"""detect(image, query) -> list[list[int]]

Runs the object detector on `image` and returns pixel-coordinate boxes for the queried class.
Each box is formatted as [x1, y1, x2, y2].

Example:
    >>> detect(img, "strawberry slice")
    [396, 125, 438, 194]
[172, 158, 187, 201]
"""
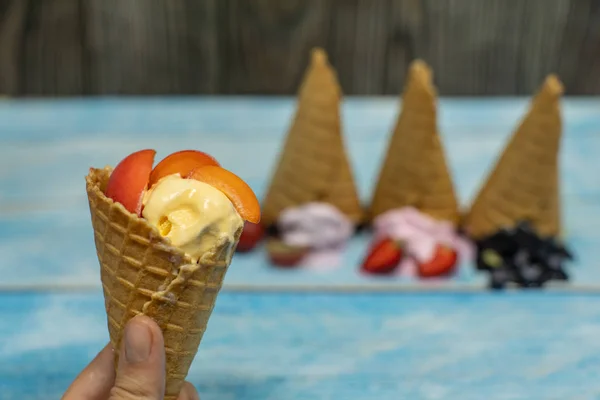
[236, 221, 265, 253]
[361, 237, 403, 275]
[417, 245, 458, 278]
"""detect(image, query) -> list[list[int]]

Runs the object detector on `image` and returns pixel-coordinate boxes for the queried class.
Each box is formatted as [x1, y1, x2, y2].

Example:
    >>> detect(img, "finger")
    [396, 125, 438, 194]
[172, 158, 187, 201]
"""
[177, 382, 200, 400]
[109, 315, 165, 400]
[61, 343, 115, 400]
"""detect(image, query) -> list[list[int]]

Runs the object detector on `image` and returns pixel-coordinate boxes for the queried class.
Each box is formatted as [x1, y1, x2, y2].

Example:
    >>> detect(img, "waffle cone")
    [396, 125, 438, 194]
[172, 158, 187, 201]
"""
[261, 48, 363, 227]
[86, 167, 242, 400]
[462, 75, 564, 239]
[368, 60, 460, 224]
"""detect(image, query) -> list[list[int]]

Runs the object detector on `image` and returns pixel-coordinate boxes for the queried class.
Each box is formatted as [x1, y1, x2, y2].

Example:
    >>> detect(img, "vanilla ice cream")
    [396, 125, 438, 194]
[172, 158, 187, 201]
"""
[142, 174, 243, 261]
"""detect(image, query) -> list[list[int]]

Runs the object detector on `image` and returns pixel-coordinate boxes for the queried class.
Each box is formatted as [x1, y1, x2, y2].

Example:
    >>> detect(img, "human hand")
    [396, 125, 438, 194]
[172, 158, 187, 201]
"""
[62, 315, 199, 400]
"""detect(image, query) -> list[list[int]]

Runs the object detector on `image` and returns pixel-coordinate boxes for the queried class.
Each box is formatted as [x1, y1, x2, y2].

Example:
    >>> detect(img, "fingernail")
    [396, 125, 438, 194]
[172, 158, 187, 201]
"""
[124, 316, 152, 364]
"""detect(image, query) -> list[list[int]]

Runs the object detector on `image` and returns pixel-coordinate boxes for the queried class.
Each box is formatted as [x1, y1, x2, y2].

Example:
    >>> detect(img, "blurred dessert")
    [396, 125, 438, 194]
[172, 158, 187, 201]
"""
[462, 75, 573, 288]
[362, 60, 470, 277]
[261, 48, 363, 267]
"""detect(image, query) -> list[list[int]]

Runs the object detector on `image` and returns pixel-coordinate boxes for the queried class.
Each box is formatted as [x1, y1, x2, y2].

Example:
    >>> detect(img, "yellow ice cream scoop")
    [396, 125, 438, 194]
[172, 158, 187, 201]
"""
[142, 174, 243, 261]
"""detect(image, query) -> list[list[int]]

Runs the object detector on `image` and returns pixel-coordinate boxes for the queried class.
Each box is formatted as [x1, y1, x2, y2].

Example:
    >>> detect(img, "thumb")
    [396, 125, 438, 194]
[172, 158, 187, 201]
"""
[109, 315, 166, 400]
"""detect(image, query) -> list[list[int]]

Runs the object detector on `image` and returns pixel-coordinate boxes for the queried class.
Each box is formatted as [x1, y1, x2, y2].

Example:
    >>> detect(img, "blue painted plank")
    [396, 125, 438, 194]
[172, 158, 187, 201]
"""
[0, 98, 598, 289]
[0, 194, 596, 288]
[2, 131, 600, 206]
[0, 97, 597, 142]
[2, 292, 600, 400]
[1, 98, 599, 208]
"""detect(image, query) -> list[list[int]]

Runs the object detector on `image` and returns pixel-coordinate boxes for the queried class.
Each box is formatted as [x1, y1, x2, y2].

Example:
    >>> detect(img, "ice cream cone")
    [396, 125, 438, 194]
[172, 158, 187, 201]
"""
[462, 75, 563, 239]
[368, 60, 460, 225]
[261, 47, 363, 228]
[86, 167, 242, 400]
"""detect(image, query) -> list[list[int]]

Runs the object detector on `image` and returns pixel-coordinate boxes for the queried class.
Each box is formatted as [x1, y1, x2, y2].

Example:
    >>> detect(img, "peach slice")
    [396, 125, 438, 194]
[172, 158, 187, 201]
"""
[149, 150, 220, 186]
[187, 166, 261, 224]
[105, 149, 156, 216]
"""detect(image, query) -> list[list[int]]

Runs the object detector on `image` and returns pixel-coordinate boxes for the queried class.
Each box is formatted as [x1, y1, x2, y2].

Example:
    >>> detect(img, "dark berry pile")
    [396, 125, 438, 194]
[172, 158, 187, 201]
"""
[475, 221, 574, 289]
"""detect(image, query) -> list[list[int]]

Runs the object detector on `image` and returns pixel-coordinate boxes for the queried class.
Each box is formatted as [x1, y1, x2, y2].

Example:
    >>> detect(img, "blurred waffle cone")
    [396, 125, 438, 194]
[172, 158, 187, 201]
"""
[462, 75, 564, 239]
[86, 167, 242, 400]
[368, 60, 460, 225]
[261, 47, 363, 227]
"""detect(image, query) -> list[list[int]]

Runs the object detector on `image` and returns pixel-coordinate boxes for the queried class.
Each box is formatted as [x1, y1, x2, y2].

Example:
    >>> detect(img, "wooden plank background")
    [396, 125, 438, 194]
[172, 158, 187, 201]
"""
[0, 0, 599, 96]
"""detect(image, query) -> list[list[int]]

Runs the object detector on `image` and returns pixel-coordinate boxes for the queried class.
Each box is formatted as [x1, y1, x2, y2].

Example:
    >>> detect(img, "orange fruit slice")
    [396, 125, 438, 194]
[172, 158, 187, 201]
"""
[149, 150, 219, 186]
[187, 166, 261, 224]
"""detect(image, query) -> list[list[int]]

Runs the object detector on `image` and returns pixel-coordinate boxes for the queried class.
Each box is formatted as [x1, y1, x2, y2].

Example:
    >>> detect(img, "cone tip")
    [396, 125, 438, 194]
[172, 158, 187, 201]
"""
[408, 59, 433, 85]
[542, 74, 564, 96]
[409, 59, 431, 72]
[311, 47, 328, 65]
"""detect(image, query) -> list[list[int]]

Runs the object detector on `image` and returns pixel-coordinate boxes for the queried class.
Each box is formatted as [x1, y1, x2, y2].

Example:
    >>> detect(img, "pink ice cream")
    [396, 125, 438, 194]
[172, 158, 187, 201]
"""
[372, 207, 474, 276]
[278, 202, 354, 269]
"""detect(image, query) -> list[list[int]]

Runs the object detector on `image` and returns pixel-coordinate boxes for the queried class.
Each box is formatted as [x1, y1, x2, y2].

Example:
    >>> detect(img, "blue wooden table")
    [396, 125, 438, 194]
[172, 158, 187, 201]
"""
[1, 97, 600, 399]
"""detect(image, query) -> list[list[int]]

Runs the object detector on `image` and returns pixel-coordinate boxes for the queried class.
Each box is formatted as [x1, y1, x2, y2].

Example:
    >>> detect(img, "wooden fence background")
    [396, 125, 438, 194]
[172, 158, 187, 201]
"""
[0, 0, 599, 96]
